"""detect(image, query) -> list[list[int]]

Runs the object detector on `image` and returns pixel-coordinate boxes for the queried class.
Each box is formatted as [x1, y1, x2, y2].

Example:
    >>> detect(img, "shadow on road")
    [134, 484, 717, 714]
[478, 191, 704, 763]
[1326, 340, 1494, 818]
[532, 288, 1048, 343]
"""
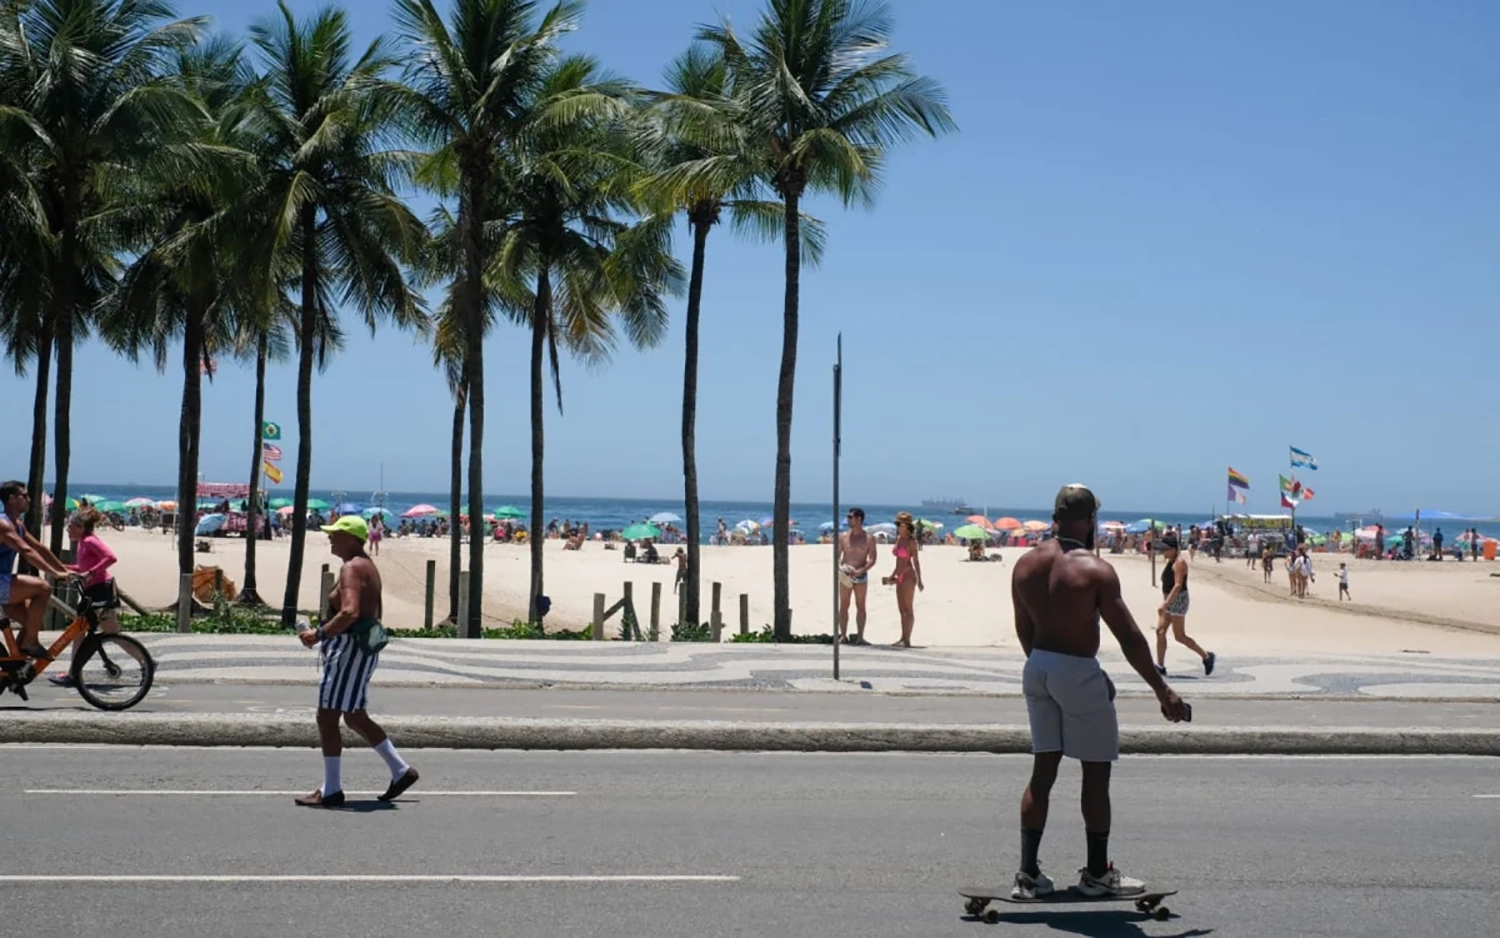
[970, 910, 1212, 938]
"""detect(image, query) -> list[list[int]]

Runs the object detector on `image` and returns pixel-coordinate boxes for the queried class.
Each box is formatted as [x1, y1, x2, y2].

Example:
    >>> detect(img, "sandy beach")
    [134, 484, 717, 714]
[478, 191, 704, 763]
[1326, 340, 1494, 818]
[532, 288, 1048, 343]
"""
[89, 528, 1500, 657]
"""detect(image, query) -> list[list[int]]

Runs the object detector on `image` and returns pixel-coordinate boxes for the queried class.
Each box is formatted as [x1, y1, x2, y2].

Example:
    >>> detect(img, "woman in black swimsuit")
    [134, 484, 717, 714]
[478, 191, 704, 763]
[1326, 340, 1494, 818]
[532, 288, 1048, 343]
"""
[1153, 533, 1215, 677]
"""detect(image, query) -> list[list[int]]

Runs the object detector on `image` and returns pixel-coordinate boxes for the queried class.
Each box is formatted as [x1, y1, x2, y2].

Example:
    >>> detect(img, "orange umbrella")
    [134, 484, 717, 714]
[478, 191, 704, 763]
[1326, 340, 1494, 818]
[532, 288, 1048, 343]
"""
[1022, 520, 1050, 533]
[964, 514, 995, 529]
[994, 517, 1022, 531]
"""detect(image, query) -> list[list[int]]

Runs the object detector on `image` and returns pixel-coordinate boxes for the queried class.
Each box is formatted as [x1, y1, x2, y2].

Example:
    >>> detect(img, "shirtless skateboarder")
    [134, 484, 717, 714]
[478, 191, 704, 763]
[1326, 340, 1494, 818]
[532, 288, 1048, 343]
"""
[1009, 484, 1190, 900]
[837, 508, 879, 645]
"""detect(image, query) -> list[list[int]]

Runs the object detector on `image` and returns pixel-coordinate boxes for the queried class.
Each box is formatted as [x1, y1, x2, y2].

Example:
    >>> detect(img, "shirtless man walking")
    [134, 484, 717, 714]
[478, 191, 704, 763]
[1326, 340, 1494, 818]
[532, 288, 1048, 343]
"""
[837, 508, 879, 645]
[1010, 484, 1190, 899]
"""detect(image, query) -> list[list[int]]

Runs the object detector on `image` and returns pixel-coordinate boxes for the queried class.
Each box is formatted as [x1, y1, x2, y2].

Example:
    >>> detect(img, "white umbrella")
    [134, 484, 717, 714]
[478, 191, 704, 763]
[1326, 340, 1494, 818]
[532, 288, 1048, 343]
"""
[649, 512, 682, 524]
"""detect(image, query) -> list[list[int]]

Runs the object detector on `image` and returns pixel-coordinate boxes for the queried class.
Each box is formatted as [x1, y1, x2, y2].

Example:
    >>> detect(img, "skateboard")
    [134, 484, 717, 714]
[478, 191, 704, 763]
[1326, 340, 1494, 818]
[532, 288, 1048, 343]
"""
[957, 885, 1177, 923]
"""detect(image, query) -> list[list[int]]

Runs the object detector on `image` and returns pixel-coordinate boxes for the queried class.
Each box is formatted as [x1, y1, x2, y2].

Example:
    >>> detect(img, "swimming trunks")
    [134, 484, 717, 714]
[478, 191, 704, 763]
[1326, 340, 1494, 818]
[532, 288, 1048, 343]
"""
[1023, 649, 1119, 762]
[0, 573, 11, 605]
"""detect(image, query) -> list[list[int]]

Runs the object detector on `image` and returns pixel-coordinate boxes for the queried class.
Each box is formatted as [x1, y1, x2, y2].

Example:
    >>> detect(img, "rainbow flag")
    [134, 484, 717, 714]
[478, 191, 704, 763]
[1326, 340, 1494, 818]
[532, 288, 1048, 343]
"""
[1227, 484, 1247, 505]
[1228, 467, 1250, 489]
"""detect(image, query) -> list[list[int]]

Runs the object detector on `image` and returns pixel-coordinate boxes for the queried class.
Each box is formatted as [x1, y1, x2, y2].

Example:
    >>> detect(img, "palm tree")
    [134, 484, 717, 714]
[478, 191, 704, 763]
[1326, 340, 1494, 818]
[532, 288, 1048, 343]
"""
[0, 0, 207, 553]
[489, 57, 684, 624]
[637, 44, 825, 627]
[392, 0, 584, 636]
[250, 1, 429, 625]
[234, 297, 294, 606]
[100, 36, 261, 579]
[702, 0, 955, 639]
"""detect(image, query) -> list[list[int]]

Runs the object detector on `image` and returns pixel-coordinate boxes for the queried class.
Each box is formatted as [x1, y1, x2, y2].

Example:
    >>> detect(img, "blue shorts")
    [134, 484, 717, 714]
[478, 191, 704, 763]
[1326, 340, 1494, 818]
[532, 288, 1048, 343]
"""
[0, 574, 11, 605]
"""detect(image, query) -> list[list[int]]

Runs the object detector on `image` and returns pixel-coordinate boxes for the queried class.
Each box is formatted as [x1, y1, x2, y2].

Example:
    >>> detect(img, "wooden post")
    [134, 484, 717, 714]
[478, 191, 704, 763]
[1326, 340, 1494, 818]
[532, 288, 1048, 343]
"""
[592, 593, 606, 641]
[621, 581, 636, 640]
[649, 582, 662, 642]
[319, 566, 334, 621]
[710, 581, 723, 642]
[176, 572, 193, 633]
[739, 593, 749, 636]
[116, 588, 149, 617]
[456, 571, 471, 637]
[423, 559, 436, 630]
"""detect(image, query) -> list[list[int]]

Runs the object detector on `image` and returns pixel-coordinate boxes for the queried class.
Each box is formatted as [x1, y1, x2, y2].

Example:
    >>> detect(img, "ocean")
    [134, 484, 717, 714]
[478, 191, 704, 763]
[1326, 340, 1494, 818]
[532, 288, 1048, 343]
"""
[60, 484, 1500, 541]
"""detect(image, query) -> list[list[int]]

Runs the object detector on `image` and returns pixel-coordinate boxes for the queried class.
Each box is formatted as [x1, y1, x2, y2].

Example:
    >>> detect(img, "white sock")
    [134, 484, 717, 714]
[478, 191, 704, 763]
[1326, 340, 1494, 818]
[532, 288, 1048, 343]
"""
[374, 739, 410, 780]
[322, 756, 341, 795]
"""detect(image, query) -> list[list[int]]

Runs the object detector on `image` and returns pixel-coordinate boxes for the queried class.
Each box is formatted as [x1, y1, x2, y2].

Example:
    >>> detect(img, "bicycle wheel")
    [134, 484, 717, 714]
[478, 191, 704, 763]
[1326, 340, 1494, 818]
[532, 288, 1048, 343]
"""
[72, 634, 154, 711]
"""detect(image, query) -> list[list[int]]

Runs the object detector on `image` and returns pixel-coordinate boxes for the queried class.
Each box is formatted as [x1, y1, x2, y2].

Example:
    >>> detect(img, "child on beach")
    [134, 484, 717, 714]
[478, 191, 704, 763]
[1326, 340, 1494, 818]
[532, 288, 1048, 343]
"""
[50, 507, 120, 687]
[1337, 563, 1350, 601]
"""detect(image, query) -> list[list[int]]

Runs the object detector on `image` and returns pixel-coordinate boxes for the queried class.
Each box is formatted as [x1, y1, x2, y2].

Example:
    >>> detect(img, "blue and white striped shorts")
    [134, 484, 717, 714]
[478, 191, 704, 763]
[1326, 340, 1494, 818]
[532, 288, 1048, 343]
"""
[318, 633, 378, 712]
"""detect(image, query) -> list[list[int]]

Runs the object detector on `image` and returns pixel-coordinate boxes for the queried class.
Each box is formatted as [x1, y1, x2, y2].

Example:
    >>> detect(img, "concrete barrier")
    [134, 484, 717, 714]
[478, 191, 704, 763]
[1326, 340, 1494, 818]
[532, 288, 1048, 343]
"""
[1, 713, 1497, 755]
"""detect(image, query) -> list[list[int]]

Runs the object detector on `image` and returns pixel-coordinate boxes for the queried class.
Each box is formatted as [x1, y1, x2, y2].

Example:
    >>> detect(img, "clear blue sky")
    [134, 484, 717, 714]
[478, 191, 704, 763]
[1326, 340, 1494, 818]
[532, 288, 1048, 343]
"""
[11, 0, 1499, 514]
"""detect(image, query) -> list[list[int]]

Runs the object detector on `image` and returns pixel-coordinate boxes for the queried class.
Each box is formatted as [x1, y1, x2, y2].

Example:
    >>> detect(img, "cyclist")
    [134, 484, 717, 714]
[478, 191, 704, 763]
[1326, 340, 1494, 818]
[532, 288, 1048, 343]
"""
[50, 506, 121, 686]
[0, 480, 72, 659]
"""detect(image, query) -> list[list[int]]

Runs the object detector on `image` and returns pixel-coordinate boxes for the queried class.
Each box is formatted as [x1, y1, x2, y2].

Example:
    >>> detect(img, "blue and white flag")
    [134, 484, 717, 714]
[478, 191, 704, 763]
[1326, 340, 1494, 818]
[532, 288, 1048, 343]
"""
[1290, 446, 1318, 470]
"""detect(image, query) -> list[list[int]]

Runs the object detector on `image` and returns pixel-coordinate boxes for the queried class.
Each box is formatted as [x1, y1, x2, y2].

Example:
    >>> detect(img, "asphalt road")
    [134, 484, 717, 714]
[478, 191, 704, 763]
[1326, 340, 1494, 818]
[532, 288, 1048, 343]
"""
[5, 681, 1496, 729]
[1, 748, 1496, 936]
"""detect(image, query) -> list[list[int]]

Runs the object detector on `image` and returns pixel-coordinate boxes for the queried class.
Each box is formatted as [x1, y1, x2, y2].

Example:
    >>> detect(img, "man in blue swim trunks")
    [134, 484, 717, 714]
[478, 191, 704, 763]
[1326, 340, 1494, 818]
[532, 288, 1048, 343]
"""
[837, 508, 878, 645]
[0, 481, 72, 659]
[1008, 484, 1190, 900]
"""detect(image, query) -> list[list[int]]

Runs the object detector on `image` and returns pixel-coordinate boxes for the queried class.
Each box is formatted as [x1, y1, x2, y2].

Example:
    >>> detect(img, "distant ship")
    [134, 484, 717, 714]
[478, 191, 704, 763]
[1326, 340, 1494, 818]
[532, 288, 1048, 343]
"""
[921, 497, 973, 515]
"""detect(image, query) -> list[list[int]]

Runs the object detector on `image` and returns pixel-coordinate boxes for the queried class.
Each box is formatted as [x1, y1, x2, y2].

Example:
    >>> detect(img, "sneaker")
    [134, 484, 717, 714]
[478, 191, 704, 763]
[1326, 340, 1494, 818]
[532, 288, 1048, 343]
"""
[1077, 863, 1146, 897]
[1011, 870, 1055, 900]
[1203, 652, 1216, 676]
[47, 673, 77, 688]
[1155, 665, 1167, 677]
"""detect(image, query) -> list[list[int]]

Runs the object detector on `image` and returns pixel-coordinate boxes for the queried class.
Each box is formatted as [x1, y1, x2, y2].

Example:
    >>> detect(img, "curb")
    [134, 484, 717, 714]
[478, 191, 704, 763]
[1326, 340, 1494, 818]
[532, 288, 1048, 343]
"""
[1, 714, 1497, 755]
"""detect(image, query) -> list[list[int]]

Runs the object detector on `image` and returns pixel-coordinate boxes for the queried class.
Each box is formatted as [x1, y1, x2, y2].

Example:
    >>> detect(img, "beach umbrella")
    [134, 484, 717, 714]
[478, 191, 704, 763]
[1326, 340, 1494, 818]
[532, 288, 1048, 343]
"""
[155, 500, 178, 511]
[363, 507, 396, 518]
[403, 503, 440, 517]
[124, 497, 154, 508]
[268, 497, 294, 509]
[953, 524, 990, 541]
[195, 513, 226, 536]
[1022, 520, 1050, 533]
[493, 505, 527, 520]
[1100, 520, 1126, 530]
[917, 519, 943, 531]
[305, 498, 331, 510]
[736, 519, 759, 531]
[621, 523, 661, 540]
[79, 493, 108, 504]
[964, 514, 994, 528]
[868, 522, 897, 534]
[94, 500, 127, 513]
[649, 512, 682, 524]
[276, 505, 297, 516]
[336, 502, 362, 514]
[994, 517, 1022, 531]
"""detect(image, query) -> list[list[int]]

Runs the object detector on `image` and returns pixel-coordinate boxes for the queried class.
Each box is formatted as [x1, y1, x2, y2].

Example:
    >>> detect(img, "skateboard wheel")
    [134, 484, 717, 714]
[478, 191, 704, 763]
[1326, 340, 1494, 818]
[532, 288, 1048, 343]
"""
[1135, 900, 1150, 913]
[983, 909, 1001, 925]
[964, 899, 983, 915]
[1155, 906, 1170, 920]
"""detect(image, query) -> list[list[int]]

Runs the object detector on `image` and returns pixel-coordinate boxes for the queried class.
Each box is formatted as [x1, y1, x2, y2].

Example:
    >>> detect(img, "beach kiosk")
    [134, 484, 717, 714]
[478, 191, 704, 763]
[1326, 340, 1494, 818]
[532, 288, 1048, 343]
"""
[1219, 513, 1294, 556]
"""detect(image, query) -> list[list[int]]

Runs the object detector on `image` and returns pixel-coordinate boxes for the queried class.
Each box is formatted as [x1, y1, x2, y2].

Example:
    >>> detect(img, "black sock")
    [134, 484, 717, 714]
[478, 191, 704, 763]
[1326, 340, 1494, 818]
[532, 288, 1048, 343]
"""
[1020, 828, 1044, 878]
[1086, 830, 1110, 878]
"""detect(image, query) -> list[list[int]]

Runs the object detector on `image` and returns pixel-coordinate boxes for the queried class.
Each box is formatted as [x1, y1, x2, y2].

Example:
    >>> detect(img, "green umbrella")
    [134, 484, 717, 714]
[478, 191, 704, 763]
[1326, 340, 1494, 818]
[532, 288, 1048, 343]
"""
[305, 498, 330, 510]
[268, 497, 294, 509]
[621, 523, 661, 541]
[493, 505, 527, 520]
[94, 500, 127, 513]
[953, 524, 991, 541]
[80, 493, 108, 504]
[916, 518, 942, 531]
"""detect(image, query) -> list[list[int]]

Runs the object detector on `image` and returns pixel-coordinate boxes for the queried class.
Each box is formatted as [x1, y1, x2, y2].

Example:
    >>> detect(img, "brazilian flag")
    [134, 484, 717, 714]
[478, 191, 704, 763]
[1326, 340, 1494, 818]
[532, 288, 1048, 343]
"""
[262, 421, 281, 441]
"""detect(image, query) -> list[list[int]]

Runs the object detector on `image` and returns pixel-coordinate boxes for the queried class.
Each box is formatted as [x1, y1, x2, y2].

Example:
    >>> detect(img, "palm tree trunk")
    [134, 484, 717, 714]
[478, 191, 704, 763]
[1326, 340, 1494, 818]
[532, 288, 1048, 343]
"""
[177, 305, 205, 578]
[240, 334, 268, 605]
[448, 366, 467, 624]
[527, 271, 551, 625]
[772, 190, 802, 642]
[49, 308, 73, 555]
[25, 329, 52, 540]
[681, 216, 712, 627]
[461, 167, 486, 638]
[281, 209, 318, 626]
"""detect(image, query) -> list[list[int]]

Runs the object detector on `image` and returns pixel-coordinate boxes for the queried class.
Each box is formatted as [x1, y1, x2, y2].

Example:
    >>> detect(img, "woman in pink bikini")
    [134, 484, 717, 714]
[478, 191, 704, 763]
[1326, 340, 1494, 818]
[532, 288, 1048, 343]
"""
[882, 511, 924, 647]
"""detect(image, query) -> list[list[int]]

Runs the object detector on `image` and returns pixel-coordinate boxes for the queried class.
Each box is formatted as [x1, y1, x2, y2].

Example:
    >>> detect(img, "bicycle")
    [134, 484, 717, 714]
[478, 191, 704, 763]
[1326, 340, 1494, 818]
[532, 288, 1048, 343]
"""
[0, 583, 156, 710]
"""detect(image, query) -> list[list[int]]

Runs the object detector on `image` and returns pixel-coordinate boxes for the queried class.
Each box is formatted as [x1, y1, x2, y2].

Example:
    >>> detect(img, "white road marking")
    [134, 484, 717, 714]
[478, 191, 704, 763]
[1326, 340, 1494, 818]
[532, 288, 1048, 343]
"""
[1473, 794, 1500, 799]
[0, 875, 738, 884]
[24, 790, 575, 797]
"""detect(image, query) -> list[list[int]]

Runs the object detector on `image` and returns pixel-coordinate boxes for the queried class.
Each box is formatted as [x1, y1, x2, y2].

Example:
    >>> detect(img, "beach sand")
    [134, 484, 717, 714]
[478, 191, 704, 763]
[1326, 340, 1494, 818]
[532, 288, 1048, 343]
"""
[97, 529, 1500, 656]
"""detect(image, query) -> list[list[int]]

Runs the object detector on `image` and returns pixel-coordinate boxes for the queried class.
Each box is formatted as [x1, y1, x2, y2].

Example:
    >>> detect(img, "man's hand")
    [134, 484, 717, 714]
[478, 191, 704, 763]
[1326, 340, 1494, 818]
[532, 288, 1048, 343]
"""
[299, 630, 319, 649]
[1157, 686, 1190, 722]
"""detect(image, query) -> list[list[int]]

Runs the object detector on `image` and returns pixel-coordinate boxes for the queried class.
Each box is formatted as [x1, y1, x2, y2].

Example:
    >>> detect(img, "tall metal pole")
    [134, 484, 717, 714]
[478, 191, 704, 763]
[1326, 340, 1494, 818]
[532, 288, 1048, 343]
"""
[831, 334, 842, 681]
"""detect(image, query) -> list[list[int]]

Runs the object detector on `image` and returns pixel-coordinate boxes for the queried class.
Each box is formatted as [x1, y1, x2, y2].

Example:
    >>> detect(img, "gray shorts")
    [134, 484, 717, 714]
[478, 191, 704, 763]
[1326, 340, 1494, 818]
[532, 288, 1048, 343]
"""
[1164, 592, 1190, 616]
[1022, 649, 1119, 762]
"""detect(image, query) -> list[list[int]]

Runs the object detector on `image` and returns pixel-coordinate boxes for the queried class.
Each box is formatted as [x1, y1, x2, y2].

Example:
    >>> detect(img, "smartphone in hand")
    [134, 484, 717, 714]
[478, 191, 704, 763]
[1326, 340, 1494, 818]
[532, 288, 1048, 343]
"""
[1182, 702, 1193, 723]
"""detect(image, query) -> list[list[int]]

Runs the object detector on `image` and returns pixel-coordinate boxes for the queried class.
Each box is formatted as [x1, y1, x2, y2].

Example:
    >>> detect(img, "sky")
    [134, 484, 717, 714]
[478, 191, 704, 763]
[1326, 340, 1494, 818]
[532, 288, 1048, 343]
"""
[8, 0, 1499, 514]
